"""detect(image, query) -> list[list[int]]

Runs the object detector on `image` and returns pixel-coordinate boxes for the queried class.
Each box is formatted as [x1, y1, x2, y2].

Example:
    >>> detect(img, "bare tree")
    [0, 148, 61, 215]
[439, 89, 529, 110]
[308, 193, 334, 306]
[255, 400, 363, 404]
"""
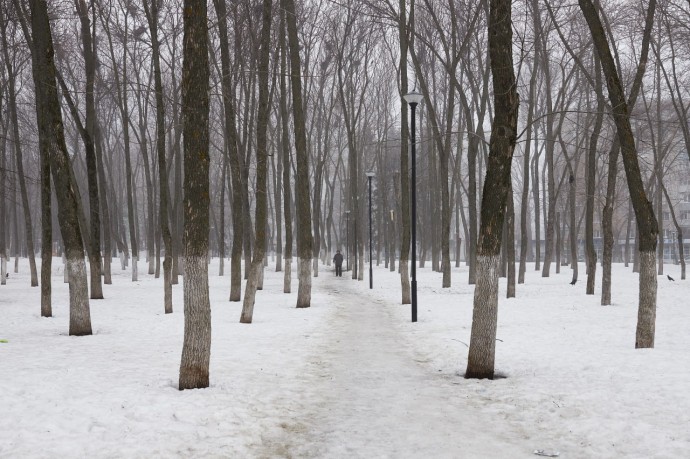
[240, 0, 273, 323]
[579, 0, 659, 348]
[179, 0, 211, 390]
[74, 0, 103, 299]
[465, 0, 519, 379]
[25, 0, 92, 335]
[283, 0, 313, 308]
[212, 0, 245, 302]
[143, 0, 174, 313]
[279, 10, 293, 293]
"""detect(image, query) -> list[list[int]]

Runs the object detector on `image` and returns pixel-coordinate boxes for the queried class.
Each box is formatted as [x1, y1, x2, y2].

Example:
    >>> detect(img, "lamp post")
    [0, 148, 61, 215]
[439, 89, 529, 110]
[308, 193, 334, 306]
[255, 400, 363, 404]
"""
[345, 210, 350, 271]
[366, 171, 375, 289]
[404, 89, 423, 322]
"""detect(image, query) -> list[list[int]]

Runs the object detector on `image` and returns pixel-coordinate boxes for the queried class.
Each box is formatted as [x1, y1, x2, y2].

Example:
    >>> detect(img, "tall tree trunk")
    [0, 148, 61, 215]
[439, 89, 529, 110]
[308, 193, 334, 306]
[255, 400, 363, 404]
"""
[601, 0, 654, 304]
[518, 43, 537, 284]
[240, 0, 272, 324]
[119, 13, 138, 282]
[144, 0, 173, 313]
[661, 183, 685, 279]
[179, 0, 211, 390]
[74, 0, 103, 299]
[94, 117, 112, 285]
[466, 0, 518, 379]
[579, 0, 658, 348]
[586, 57, 603, 295]
[279, 11, 293, 294]
[398, 0, 411, 303]
[506, 183, 516, 298]
[0, 103, 8, 287]
[219, 153, 227, 276]
[27, 0, 91, 336]
[537, 3, 556, 279]
[273, 139, 282, 273]
[283, 0, 313, 308]
[212, 0, 244, 302]
[532, 144, 541, 270]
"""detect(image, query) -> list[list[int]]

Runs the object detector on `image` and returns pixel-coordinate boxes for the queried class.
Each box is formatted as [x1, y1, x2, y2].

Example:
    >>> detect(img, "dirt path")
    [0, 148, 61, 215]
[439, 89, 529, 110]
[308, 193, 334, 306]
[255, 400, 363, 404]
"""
[265, 274, 528, 458]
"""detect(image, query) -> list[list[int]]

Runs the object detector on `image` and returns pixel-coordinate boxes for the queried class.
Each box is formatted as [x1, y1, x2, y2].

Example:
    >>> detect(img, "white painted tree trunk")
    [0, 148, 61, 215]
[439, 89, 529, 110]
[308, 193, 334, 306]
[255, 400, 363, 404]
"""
[284, 258, 292, 293]
[399, 260, 411, 304]
[163, 256, 173, 314]
[103, 254, 112, 285]
[1, 258, 6, 285]
[179, 256, 211, 389]
[67, 257, 92, 336]
[132, 255, 138, 282]
[119, 252, 125, 270]
[240, 261, 262, 323]
[635, 250, 657, 348]
[296, 257, 311, 308]
[465, 254, 500, 378]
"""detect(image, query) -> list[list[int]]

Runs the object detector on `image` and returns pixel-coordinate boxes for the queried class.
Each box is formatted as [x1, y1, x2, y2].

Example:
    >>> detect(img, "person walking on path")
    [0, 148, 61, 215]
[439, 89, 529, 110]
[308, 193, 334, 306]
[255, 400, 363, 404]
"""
[333, 250, 344, 277]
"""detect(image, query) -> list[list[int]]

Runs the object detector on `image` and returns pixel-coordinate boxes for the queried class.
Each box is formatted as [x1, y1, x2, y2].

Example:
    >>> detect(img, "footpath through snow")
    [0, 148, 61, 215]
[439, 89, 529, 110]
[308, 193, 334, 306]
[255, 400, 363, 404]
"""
[261, 271, 531, 458]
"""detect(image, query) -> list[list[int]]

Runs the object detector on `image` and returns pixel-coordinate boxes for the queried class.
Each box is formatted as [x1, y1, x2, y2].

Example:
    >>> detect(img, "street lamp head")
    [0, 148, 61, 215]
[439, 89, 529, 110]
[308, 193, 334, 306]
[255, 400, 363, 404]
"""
[403, 89, 423, 107]
[365, 171, 375, 178]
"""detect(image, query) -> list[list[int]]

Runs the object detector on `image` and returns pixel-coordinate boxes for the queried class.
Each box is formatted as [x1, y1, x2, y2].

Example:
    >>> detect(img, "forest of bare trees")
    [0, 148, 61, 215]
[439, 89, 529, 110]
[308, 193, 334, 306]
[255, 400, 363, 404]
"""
[2, 0, 690, 383]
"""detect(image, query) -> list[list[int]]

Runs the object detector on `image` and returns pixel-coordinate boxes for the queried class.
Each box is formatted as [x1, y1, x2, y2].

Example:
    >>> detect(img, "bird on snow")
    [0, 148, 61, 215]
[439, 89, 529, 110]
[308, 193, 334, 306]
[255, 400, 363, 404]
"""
[667, 275, 675, 281]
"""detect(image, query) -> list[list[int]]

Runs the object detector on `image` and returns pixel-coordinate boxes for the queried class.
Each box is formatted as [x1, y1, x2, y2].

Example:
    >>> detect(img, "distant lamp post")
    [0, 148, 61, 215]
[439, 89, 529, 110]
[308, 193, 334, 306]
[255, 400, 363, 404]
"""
[403, 89, 423, 323]
[345, 210, 351, 271]
[366, 171, 375, 289]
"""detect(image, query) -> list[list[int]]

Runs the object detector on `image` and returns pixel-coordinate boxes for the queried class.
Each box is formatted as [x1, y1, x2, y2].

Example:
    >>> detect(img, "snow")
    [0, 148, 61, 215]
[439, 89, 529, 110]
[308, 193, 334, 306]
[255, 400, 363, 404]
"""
[1, 257, 689, 458]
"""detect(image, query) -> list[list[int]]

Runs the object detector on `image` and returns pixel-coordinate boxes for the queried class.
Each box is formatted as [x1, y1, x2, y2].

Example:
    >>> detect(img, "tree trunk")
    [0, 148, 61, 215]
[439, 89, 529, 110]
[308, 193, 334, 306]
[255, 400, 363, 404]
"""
[179, 0, 211, 390]
[660, 183, 685, 279]
[569, 171, 579, 284]
[601, 140, 619, 305]
[144, 0, 173, 313]
[28, 0, 91, 336]
[506, 183, 516, 298]
[518, 45, 538, 284]
[212, 0, 244, 302]
[586, 57, 603, 295]
[466, 0, 518, 379]
[279, 11, 293, 294]
[532, 146, 541, 270]
[74, 0, 103, 299]
[283, 0, 313, 308]
[93, 116, 112, 285]
[240, 0, 272, 324]
[579, 0, 658, 348]
[1, 100, 8, 287]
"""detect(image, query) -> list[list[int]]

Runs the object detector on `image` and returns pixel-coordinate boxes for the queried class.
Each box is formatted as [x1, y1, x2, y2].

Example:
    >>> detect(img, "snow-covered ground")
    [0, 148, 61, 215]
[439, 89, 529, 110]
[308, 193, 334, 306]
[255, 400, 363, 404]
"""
[1, 256, 689, 458]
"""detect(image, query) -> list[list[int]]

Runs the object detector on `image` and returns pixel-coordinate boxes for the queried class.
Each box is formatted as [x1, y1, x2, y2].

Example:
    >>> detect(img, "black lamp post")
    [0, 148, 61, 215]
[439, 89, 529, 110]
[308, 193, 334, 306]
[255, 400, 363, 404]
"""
[345, 210, 350, 271]
[366, 171, 375, 289]
[404, 89, 423, 323]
